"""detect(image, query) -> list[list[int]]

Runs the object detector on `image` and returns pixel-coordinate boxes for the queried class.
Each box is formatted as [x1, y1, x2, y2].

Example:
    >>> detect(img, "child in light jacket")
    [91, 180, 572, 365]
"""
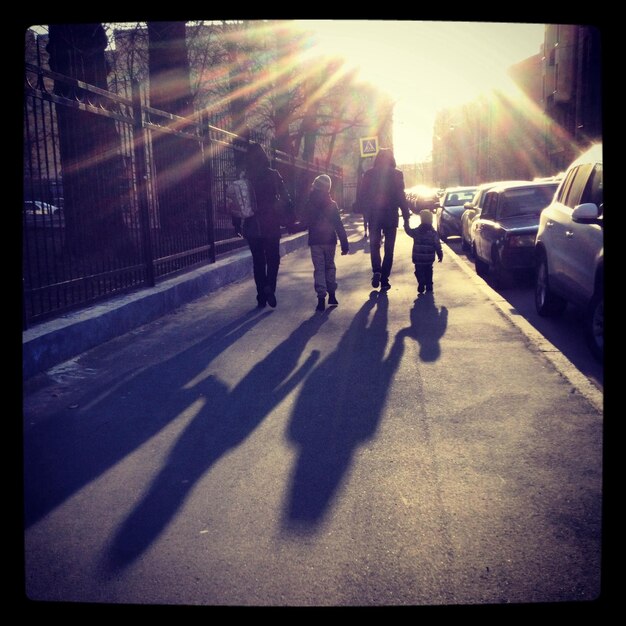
[302, 175, 349, 311]
[404, 209, 443, 294]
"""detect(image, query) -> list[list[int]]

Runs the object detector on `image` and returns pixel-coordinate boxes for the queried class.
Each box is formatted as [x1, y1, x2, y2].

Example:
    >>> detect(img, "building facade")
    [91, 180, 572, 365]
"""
[431, 24, 602, 186]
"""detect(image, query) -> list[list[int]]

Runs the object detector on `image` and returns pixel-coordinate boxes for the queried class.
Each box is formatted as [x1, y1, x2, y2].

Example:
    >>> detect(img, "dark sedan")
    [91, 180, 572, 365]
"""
[471, 181, 558, 287]
[435, 186, 477, 241]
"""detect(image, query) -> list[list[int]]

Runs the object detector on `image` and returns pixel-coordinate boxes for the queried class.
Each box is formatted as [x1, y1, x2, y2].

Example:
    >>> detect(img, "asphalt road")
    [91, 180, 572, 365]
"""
[22, 216, 605, 609]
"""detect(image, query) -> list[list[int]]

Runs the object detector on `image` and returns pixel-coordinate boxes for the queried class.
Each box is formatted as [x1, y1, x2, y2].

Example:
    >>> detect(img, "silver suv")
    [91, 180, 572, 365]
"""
[534, 143, 603, 360]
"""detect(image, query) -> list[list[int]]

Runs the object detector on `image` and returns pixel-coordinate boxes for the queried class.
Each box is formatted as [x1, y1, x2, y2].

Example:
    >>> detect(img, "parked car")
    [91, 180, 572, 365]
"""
[534, 143, 603, 361]
[471, 180, 558, 287]
[460, 180, 528, 254]
[23, 200, 64, 228]
[435, 186, 477, 241]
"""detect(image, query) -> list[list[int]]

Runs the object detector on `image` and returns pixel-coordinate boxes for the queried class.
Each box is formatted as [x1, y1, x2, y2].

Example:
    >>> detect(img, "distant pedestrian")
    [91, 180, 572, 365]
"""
[356, 148, 410, 291]
[235, 142, 295, 308]
[404, 209, 443, 294]
[302, 174, 349, 312]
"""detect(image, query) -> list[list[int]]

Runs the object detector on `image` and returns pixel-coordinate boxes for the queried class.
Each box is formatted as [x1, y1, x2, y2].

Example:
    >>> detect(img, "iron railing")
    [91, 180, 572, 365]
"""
[23, 62, 343, 328]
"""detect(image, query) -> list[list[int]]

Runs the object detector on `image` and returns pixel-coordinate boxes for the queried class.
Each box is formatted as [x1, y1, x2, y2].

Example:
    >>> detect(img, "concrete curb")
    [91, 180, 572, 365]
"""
[22, 232, 309, 380]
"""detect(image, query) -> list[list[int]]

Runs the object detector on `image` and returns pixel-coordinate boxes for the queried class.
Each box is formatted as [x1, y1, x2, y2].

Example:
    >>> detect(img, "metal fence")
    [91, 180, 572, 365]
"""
[23, 62, 343, 328]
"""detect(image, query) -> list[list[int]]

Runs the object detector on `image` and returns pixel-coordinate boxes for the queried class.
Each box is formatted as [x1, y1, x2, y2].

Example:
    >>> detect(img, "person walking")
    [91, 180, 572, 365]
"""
[301, 174, 349, 312]
[235, 142, 295, 308]
[356, 148, 410, 291]
[404, 209, 443, 294]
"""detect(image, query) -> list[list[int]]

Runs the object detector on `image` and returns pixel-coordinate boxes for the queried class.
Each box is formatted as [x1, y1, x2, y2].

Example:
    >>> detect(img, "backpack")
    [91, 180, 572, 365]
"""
[226, 173, 256, 219]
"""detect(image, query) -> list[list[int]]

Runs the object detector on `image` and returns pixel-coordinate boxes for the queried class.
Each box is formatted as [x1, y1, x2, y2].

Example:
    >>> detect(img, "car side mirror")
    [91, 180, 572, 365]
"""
[572, 202, 601, 224]
[464, 202, 473, 210]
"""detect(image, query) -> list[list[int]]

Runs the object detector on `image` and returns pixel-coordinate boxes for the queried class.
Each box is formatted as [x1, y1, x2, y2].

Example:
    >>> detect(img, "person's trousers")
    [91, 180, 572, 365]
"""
[247, 236, 281, 297]
[369, 223, 398, 280]
[310, 244, 338, 298]
[414, 263, 434, 289]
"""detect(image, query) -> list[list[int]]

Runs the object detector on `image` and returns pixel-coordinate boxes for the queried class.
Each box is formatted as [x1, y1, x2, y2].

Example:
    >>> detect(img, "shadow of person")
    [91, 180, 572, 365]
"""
[283, 292, 404, 532]
[24, 308, 269, 531]
[102, 312, 328, 572]
[398, 293, 448, 361]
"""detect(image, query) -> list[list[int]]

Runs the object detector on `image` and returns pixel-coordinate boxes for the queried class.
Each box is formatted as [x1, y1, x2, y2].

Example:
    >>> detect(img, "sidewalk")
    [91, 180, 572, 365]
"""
[22, 230, 310, 380]
[22, 213, 604, 607]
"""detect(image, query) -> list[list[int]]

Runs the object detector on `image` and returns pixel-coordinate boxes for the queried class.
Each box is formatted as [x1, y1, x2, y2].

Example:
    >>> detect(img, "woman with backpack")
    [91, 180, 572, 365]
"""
[235, 142, 295, 308]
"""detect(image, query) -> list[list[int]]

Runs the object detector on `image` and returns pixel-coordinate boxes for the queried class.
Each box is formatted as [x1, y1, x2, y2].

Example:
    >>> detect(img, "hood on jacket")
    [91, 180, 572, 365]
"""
[373, 148, 396, 169]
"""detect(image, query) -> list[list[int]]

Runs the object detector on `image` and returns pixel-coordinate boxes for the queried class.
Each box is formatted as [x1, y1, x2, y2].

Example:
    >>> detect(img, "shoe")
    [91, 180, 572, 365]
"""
[266, 292, 277, 308]
[426, 285, 433, 293]
[316, 296, 325, 312]
[418, 285, 425, 294]
[256, 296, 267, 308]
[371, 272, 381, 288]
[328, 292, 338, 306]
[381, 280, 391, 291]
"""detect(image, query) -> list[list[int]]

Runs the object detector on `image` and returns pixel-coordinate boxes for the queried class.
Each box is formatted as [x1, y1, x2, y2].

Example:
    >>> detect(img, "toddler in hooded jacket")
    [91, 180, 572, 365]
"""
[404, 209, 443, 293]
[302, 174, 349, 311]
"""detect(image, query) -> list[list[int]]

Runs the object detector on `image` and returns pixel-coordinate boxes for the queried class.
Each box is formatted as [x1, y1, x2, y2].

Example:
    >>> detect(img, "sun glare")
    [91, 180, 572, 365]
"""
[295, 20, 546, 164]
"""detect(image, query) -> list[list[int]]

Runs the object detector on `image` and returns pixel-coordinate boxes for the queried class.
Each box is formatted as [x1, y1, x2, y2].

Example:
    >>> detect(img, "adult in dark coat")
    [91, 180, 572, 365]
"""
[356, 148, 410, 290]
[237, 142, 295, 308]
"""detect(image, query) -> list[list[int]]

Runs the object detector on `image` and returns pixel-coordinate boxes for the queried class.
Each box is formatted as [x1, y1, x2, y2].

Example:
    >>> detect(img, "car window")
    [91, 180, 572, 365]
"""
[474, 190, 487, 209]
[498, 186, 556, 218]
[444, 190, 475, 206]
[582, 164, 603, 213]
[481, 192, 497, 219]
[556, 168, 577, 205]
[563, 163, 594, 209]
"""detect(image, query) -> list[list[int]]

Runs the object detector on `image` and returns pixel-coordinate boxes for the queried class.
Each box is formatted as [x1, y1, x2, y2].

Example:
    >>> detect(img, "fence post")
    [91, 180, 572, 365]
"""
[200, 112, 216, 264]
[131, 80, 155, 287]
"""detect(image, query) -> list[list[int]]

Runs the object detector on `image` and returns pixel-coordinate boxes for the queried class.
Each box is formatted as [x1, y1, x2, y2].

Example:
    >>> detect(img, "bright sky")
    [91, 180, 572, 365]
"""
[298, 20, 546, 164]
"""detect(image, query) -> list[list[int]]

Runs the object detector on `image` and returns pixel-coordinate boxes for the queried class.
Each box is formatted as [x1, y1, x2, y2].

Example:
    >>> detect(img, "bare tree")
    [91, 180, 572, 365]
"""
[106, 23, 149, 98]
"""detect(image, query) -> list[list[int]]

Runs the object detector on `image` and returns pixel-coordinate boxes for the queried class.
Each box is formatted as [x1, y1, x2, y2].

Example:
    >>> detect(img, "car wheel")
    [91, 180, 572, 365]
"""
[534, 254, 566, 316]
[473, 246, 488, 277]
[491, 249, 511, 289]
[437, 223, 447, 243]
[585, 285, 603, 361]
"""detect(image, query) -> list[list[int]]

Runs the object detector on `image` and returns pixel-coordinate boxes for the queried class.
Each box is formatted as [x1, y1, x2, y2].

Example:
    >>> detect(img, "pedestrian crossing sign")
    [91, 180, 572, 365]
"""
[360, 136, 379, 158]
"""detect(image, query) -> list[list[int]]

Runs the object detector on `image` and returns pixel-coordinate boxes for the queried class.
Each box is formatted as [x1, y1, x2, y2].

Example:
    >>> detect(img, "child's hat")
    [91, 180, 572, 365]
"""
[313, 174, 332, 192]
[419, 209, 433, 224]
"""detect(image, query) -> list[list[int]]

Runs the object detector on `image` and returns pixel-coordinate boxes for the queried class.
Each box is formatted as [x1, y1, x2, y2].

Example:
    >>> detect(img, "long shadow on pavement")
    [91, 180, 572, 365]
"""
[100, 311, 328, 572]
[23, 308, 272, 531]
[397, 292, 448, 362]
[283, 291, 404, 531]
